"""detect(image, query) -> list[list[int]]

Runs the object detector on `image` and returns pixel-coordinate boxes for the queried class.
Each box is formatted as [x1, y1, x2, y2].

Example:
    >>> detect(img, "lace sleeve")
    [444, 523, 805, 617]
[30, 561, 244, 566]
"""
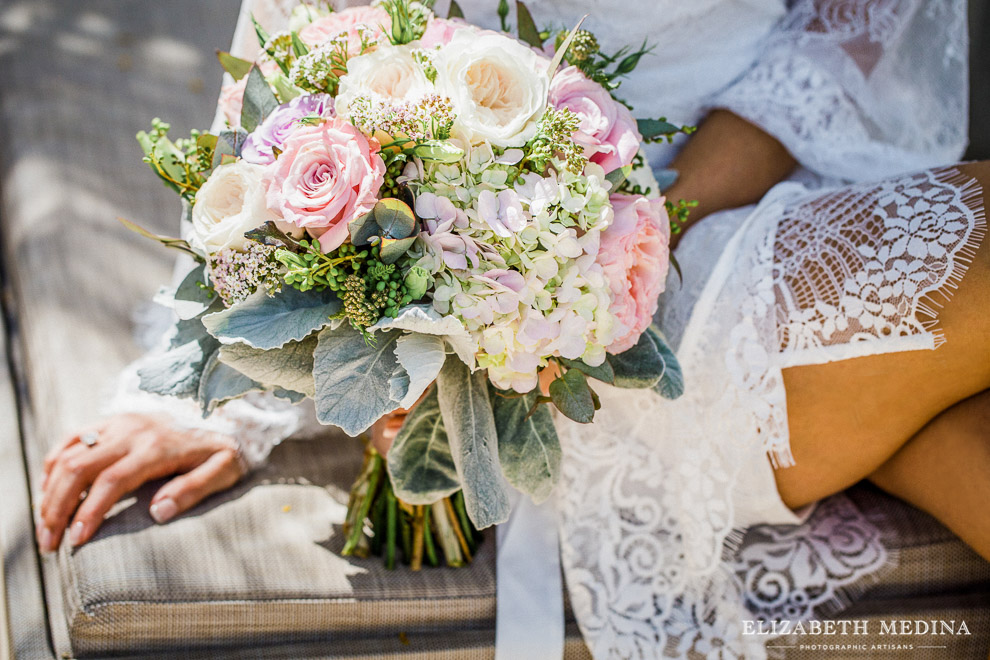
[710, 0, 968, 182]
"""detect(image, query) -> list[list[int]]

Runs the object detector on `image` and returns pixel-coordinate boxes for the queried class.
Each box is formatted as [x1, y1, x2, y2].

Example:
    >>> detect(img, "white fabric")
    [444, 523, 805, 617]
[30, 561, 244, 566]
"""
[110, 1, 983, 659]
[495, 489, 565, 660]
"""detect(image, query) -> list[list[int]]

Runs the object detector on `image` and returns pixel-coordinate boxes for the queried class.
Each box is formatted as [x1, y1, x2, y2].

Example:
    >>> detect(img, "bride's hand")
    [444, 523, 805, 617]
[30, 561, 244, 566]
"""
[37, 413, 243, 552]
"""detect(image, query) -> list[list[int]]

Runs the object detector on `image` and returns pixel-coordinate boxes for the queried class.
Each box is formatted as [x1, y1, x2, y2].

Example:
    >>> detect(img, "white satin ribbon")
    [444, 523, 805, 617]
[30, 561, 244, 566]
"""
[495, 489, 565, 660]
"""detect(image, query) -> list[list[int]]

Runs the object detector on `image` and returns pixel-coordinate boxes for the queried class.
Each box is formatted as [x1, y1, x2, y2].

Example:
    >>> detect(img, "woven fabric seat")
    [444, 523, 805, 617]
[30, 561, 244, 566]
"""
[0, 1, 987, 658]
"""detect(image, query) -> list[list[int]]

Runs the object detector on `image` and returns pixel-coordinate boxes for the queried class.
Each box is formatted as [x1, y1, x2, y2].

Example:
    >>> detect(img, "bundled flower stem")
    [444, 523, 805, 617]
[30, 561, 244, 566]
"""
[341, 445, 479, 570]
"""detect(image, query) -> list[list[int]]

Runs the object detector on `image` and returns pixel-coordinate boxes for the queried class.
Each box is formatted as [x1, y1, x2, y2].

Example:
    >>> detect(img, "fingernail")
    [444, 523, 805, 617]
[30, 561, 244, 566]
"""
[150, 498, 177, 524]
[69, 521, 86, 547]
[38, 526, 54, 553]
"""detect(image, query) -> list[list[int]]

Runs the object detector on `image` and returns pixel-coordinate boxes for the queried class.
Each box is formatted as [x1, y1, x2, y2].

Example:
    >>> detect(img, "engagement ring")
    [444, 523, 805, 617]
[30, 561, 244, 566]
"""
[80, 432, 99, 448]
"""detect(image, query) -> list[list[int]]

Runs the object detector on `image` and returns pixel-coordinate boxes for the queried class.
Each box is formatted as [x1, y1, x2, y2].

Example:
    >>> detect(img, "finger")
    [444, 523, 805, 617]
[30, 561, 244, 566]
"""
[67, 451, 174, 547]
[44, 422, 107, 476]
[38, 445, 122, 552]
[149, 450, 242, 524]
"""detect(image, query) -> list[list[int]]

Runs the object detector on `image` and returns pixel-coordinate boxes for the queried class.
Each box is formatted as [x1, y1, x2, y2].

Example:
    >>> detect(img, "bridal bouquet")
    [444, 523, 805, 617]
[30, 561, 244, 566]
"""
[130, 0, 688, 569]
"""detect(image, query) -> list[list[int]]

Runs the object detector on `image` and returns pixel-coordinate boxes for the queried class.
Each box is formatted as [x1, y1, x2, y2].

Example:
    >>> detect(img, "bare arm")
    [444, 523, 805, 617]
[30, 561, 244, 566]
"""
[664, 109, 797, 247]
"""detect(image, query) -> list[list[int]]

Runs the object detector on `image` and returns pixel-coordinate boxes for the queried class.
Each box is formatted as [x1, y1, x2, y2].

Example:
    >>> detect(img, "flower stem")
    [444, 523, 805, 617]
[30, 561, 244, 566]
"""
[341, 449, 383, 556]
[444, 497, 473, 563]
[410, 505, 426, 571]
[385, 485, 398, 570]
[430, 501, 465, 567]
[422, 506, 439, 567]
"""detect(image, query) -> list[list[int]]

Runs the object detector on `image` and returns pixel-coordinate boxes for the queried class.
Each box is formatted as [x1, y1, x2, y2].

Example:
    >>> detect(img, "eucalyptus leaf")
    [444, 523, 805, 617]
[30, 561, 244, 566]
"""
[637, 118, 681, 141]
[203, 287, 341, 350]
[244, 221, 303, 251]
[313, 325, 402, 435]
[212, 130, 248, 169]
[386, 388, 460, 504]
[218, 335, 318, 397]
[548, 368, 595, 423]
[448, 0, 465, 19]
[392, 333, 446, 408]
[559, 357, 614, 384]
[411, 140, 465, 163]
[240, 66, 279, 133]
[492, 389, 560, 503]
[197, 352, 263, 415]
[379, 235, 417, 264]
[436, 356, 510, 528]
[606, 325, 668, 389]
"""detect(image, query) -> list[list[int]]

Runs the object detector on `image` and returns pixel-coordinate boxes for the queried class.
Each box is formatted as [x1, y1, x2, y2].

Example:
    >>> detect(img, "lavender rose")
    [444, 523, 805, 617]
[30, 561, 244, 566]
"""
[241, 94, 335, 165]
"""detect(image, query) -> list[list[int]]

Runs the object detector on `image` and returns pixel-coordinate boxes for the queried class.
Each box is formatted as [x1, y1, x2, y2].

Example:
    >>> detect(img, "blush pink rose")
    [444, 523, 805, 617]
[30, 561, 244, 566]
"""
[549, 66, 642, 174]
[598, 194, 671, 353]
[218, 76, 248, 127]
[298, 6, 389, 50]
[263, 118, 385, 253]
[419, 17, 478, 48]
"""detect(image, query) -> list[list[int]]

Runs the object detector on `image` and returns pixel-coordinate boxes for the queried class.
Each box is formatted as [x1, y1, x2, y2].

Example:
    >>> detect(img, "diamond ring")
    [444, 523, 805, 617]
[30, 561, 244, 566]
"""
[80, 431, 99, 448]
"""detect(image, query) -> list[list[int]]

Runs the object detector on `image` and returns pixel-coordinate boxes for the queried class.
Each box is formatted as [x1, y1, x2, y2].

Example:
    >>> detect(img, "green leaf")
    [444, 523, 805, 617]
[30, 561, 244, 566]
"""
[492, 389, 560, 503]
[606, 325, 668, 389]
[391, 332, 446, 409]
[386, 387, 460, 505]
[252, 14, 271, 50]
[637, 118, 680, 138]
[447, 0, 465, 19]
[313, 325, 402, 435]
[273, 388, 306, 403]
[290, 31, 309, 57]
[268, 72, 304, 103]
[651, 330, 684, 400]
[436, 356, 510, 528]
[548, 368, 595, 423]
[197, 352, 264, 415]
[240, 66, 279, 133]
[605, 164, 633, 190]
[217, 335, 318, 397]
[216, 50, 252, 80]
[203, 287, 342, 350]
[515, 1, 543, 48]
[559, 357, 614, 385]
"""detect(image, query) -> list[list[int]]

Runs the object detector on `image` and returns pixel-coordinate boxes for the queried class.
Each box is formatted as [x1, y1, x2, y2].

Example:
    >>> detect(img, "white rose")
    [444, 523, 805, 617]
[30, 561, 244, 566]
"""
[335, 44, 434, 118]
[433, 31, 549, 147]
[191, 160, 288, 254]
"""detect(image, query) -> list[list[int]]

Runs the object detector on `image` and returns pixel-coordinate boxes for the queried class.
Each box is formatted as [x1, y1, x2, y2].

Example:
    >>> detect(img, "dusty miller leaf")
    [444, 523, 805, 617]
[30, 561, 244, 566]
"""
[391, 333, 446, 409]
[312, 325, 401, 435]
[203, 287, 341, 350]
[218, 335, 318, 397]
[197, 352, 263, 415]
[386, 387, 460, 505]
[492, 389, 560, 503]
[436, 356, 510, 529]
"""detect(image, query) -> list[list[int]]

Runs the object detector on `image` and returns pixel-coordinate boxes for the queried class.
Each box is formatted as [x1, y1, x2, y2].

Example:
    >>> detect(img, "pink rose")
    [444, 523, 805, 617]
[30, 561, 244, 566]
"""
[298, 6, 389, 49]
[263, 118, 385, 253]
[218, 76, 248, 128]
[549, 66, 642, 174]
[598, 194, 671, 353]
[419, 17, 478, 48]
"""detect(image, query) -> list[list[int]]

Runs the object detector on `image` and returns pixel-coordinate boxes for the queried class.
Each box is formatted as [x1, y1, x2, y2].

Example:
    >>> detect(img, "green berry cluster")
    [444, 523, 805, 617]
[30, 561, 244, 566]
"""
[277, 239, 416, 331]
[523, 108, 587, 175]
[555, 29, 600, 63]
[381, 157, 409, 199]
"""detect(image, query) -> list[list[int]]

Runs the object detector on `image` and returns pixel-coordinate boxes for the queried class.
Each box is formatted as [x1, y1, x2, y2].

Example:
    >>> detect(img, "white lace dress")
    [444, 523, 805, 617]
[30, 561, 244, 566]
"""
[114, 1, 985, 658]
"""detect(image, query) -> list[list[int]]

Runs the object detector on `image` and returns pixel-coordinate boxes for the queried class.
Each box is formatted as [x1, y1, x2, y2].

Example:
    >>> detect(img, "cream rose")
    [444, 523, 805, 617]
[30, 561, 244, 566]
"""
[433, 31, 550, 147]
[335, 44, 434, 119]
[191, 161, 293, 254]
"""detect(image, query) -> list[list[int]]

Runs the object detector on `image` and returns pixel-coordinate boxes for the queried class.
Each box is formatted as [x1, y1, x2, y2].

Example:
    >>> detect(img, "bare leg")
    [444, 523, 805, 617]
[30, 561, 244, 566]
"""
[868, 389, 990, 560]
[773, 162, 990, 530]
